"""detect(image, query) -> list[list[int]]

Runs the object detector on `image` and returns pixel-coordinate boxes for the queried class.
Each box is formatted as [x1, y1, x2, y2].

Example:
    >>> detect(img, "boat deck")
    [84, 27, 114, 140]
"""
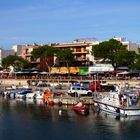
[93, 98, 140, 110]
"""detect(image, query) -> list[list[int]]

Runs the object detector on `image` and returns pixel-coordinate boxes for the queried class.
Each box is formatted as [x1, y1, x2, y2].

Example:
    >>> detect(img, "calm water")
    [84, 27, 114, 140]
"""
[0, 97, 140, 140]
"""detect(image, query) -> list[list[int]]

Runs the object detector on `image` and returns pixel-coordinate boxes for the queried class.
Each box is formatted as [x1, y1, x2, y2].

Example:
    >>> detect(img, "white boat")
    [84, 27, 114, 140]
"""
[26, 92, 36, 99]
[34, 87, 55, 99]
[35, 91, 44, 99]
[9, 90, 22, 98]
[15, 90, 32, 99]
[93, 89, 140, 117]
[15, 93, 26, 99]
[135, 83, 140, 89]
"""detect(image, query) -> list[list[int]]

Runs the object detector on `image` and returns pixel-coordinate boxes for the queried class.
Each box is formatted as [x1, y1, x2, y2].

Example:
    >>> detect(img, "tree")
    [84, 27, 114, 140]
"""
[2, 55, 29, 70]
[114, 50, 136, 67]
[31, 45, 56, 72]
[55, 48, 74, 75]
[91, 39, 127, 66]
[132, 54, 140, 69]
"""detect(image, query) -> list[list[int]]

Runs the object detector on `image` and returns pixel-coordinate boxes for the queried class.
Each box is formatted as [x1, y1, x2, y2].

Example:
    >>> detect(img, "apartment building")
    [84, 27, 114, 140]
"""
[7, 37, 139, 72]
[11, 45, 22, 57]
[19, 39, 99, 71]
[53, 37, 140, 66]
[21, 44, 39, 69]
[53, 38, 99, 66]
[114, 37, 140, 53]
[21, 44, 54, 70]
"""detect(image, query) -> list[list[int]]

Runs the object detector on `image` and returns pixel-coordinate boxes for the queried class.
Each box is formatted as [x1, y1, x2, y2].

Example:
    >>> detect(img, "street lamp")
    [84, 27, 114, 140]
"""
[94, 74, 97, 93]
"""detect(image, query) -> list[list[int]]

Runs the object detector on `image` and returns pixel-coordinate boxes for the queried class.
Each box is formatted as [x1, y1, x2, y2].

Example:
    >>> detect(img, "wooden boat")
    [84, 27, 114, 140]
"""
[93, 89, 140, 117]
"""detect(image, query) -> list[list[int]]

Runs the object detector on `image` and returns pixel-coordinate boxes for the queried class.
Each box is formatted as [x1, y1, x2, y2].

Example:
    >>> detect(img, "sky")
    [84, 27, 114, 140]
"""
[0, 0, 140, 49]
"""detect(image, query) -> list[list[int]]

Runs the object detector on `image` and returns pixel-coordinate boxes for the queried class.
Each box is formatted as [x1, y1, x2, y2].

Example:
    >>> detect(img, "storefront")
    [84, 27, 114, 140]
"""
[89, 64, 114, 74]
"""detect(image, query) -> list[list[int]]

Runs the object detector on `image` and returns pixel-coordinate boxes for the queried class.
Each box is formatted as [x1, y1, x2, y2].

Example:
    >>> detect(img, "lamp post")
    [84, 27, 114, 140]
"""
[114, 63, 117, 82]
[116, 74, 118, 85]
[94, 74, 97, 93]
[93, 74, 98, 98]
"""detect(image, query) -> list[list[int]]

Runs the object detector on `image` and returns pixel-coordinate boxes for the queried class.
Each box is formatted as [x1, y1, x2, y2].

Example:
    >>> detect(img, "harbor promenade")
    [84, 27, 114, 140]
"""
[0, 78, 139, 105]
[0, 78, 139, 87]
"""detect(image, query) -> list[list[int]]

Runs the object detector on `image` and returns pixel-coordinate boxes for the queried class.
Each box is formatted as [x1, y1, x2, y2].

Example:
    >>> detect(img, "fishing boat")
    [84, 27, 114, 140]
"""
[93, 88, 140, 117]
[72, 102, 89, 115]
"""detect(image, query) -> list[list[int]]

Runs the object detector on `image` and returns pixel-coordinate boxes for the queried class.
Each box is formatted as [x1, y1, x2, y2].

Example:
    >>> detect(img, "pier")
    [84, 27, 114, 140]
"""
[47, 96, 94, 105]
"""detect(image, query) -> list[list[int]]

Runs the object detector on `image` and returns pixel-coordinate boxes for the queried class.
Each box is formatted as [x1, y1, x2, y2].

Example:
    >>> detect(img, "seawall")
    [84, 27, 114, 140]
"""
[1, 79, 28, 86]
[0, 79, 139, 87]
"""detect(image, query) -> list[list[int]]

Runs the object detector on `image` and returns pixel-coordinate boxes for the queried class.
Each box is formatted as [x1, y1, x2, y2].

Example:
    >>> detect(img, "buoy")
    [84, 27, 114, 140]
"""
[49, 100, 54, 106]
[94, 103, 98, 106]
[59, 109, 62, 115]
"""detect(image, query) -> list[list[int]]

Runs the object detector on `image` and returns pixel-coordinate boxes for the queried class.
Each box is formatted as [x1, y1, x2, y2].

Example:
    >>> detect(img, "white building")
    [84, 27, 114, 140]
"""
[11, 45, 22, 57]
[113, 37, 140, 53]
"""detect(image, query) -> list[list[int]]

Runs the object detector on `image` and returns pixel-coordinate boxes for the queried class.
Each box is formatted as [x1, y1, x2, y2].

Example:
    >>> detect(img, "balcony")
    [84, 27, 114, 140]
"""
[30, 59, 40, 63]
[76, 57, 87, 61]
[31, 61, 40, 64]
[73, 50, 88, 54]
[24, 53, 32, 56]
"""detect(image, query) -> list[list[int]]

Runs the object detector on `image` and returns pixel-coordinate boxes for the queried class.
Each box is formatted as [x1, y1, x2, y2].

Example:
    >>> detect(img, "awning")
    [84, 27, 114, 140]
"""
[79, 67, 89, 75]
[40, 71, 49, 74]
[15, 70, 31, 74]
[117, 71, 130, 75]
[31, 71, 39, 74]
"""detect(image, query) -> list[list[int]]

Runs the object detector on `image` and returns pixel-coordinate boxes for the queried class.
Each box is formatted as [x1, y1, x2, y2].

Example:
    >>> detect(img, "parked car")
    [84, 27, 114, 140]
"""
[67, 86, 93, 97]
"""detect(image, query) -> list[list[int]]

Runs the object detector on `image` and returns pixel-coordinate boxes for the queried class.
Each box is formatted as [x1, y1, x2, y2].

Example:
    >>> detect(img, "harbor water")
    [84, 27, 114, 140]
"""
[0, 97, 140, 140]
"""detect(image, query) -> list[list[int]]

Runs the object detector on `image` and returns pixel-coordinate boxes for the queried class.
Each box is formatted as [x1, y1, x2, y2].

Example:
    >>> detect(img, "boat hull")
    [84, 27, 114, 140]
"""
[94, 99, 140, 117]
[72, 106, 89, 115]
[26, 93, 35, 99]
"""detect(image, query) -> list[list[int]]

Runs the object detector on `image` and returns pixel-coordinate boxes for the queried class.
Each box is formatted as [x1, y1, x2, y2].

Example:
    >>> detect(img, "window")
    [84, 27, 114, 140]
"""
[26, 49, 29, 54]
[75, 47, 81, 52]
[72, 87, 75, 90]
[77, 87, 80, 90]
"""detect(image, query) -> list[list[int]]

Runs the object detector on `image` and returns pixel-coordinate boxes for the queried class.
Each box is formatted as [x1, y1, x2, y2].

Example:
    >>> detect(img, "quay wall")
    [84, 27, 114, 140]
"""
[1, 79, 28, 86]
[0, 79, 139, 87]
